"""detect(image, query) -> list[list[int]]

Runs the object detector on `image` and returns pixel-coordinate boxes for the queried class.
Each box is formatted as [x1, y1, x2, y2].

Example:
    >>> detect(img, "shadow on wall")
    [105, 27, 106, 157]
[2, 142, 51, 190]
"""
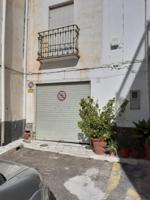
[115, 22, 150, 200]
[78, 22, 150, 200]
[116, 59, 146, 148]
[116, 62, 149, 200]
[2, 0, 25, 145]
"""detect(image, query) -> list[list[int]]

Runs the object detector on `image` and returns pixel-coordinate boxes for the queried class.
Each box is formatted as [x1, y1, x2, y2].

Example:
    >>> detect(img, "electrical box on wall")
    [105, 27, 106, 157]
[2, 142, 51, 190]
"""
[110, 38, 120, 50]
[130, 90, 140, 110]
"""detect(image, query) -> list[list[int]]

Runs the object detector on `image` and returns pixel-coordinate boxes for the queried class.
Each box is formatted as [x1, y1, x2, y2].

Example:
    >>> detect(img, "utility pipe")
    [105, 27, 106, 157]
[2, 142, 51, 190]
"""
[23, 0, 29, 125]
[145, 0, 150, 119]
[1, 0, 6, 146]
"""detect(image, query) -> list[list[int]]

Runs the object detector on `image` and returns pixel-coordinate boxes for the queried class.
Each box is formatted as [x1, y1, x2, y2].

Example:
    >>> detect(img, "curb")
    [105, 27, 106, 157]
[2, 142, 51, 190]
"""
[0, 139, 23, 156]
[0, 139, 149, 167]
[22, 140, 150, 166]
[91, 154, 150, 166]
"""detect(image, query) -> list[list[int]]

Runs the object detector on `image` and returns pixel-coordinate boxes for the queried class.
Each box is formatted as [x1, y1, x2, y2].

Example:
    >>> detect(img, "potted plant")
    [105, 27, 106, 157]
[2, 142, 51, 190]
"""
[119, 142, 131, 158]
[78, 96, 128, 155]
[129, 129, 144, 159]
[133, 119, 150, 160]
[129, 139, 141, 158]
[107, 139, 118, 156]
[78, 96, 107, 154]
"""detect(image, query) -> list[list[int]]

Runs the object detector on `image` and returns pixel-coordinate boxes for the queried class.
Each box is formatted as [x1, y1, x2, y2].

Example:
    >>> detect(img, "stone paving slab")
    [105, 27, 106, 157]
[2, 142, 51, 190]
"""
[0, 148, 150, 200]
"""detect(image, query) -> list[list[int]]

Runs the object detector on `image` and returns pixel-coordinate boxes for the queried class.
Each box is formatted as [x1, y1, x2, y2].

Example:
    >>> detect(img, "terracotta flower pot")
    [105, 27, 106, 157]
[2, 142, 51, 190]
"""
[130, 149, 140, 159]
[91, 138, 107, 155]
[119, 148, 130, 158]
[145, 146, 150, 161]
[23, 130, 31, 140]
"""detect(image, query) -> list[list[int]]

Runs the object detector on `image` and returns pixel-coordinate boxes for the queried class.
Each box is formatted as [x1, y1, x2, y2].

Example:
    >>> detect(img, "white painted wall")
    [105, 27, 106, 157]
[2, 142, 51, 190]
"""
[4, 0, 25, 121]
[26, 0, 150, 129]
[26, 0, 103, 126]
[100, 0, 149, 126]
[0, 0, 3, 65]
[0, 0, 3, 119]
[27, 0, 102, 72]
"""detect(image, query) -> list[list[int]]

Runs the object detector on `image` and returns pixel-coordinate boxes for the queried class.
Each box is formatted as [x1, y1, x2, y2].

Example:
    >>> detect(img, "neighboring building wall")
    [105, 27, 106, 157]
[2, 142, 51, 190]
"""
[0, 1, 3, 122]
[26, 0, 150, 135]
[0, 0, 3, 65]
[4, 0, 25, 143]
[99, 0, 148, 127]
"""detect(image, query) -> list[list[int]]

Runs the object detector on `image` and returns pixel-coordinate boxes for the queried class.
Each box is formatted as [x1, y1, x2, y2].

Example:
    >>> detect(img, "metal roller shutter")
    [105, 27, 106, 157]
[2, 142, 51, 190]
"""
[36, 82, 90, 143]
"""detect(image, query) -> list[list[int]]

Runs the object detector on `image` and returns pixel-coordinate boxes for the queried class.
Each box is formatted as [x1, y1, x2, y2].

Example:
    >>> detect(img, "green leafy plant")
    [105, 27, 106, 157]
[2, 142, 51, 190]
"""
[133, 119, 150, 146]
[78, 96, 128, 142]
[107, 139, 118, 155]
[78, 96, 101, 139]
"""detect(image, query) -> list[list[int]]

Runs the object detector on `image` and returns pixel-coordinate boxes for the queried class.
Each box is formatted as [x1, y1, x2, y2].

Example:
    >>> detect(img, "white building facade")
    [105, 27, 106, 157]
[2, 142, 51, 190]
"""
[0, 0, 25, 144]
[25, 0, 150, 143]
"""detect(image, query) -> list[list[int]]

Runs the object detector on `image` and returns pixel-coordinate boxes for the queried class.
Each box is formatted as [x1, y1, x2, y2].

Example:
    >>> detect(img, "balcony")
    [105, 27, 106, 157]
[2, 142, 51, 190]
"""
[37, 24, 79, 64]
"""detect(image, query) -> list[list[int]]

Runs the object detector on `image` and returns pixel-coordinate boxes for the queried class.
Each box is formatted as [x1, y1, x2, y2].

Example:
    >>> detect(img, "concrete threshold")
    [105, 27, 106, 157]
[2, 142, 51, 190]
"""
[0, 139, 149, 166]
[22, 139, 150, 166]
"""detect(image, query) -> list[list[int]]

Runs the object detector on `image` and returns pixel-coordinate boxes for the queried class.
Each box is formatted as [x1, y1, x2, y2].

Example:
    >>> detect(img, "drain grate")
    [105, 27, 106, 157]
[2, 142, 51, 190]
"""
[40, 143, 48, 147]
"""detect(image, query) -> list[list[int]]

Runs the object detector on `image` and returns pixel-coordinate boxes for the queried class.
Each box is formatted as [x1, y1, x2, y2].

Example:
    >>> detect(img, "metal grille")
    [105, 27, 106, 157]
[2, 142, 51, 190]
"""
[38, 24, 79, 60]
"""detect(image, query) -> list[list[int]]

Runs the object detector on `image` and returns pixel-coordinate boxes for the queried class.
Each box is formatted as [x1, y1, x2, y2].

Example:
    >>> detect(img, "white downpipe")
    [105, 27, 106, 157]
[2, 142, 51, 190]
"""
[145, 0, 150, 119]
[1, 0, 6, 146]
[23, 0, 29, 123]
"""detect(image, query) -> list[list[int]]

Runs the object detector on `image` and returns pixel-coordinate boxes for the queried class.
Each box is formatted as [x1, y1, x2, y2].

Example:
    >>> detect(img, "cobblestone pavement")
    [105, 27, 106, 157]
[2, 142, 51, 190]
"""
[0, 148, 150, 200]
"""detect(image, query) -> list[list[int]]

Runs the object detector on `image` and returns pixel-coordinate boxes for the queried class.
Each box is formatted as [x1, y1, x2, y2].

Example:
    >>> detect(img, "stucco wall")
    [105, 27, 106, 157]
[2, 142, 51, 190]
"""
[0, 1, 3, 118]
[4, 0, 25, 142]
[27, 0, 103, 72]
[26, 0, 150, 129]
[0, 0, 25, 143]
[0, 0, 3, 65]
[100, 0, 149, 126]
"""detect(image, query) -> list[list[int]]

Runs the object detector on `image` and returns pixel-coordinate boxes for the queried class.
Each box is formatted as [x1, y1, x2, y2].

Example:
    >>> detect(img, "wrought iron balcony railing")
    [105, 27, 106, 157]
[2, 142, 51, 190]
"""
[38, 24, 79, 61]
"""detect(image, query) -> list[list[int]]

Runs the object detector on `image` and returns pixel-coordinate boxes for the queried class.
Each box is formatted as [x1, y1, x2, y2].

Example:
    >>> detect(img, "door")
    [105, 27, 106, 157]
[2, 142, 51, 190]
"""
[36, 82, 90, 143]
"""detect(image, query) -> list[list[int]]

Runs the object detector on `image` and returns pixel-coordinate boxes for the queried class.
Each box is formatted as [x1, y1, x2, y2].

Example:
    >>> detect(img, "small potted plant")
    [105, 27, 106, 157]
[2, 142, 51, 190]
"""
[130, 139, 141, 158]
[133, 119, 150, 160]
[107, 139, 118, 156]
[23, 129, 31, 140]
[129, 129, 145, 159]
[145, 137, 150, 160]
[78, 97, 128, 155]
[119, 142, 131, 158]
[78, 96, 108, 154]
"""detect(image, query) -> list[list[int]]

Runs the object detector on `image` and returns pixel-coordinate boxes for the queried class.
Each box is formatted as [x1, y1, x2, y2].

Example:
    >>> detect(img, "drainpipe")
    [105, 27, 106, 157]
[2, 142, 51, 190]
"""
[23, 0, 29, 127]
[1, 0, 6, 146]
[145, 0, 150, 119]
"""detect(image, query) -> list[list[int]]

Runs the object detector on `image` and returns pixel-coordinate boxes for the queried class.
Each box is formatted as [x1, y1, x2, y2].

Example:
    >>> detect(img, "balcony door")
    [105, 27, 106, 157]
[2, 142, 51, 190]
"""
[49, 1, 74, 29]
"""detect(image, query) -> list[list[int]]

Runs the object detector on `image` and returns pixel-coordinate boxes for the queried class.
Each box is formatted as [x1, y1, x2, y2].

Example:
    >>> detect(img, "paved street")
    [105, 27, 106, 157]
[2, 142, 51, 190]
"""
[0, 148, 150, 200]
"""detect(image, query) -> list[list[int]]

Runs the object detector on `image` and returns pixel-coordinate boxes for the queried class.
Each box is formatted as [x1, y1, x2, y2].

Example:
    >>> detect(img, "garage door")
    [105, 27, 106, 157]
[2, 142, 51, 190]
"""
[36, 82, 90, 143]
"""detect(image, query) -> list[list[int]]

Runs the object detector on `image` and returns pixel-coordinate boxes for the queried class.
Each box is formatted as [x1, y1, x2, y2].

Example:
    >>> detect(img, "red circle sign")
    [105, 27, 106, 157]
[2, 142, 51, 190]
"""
[28, 81, 34, 88]
[57, 91, 67, 101]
